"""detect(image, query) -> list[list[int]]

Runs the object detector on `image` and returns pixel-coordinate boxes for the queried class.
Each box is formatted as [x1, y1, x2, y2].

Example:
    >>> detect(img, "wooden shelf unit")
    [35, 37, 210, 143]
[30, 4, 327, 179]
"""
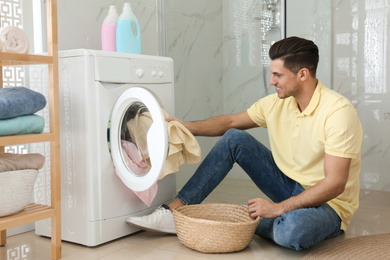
[0, 52, 53, 66]
[0, 0, 61, 259]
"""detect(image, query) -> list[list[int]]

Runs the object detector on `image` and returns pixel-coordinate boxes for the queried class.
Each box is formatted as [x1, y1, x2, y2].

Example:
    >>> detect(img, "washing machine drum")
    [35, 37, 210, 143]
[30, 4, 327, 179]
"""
[109, 87, 169, 192]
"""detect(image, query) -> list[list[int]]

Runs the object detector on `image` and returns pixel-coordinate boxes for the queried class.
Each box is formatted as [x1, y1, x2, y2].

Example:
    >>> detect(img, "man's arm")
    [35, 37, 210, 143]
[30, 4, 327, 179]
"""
[248, 153, 351, 219]
[167, 111, 258, 136]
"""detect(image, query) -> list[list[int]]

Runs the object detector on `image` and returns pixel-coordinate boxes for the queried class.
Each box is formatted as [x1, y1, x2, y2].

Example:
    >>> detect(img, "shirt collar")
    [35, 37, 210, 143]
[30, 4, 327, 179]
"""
[289, 80, 324, 116]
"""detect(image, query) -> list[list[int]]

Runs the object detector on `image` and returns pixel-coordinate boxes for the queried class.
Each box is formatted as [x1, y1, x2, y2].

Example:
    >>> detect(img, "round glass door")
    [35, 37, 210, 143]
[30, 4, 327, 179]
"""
[109, 87, 168, 191]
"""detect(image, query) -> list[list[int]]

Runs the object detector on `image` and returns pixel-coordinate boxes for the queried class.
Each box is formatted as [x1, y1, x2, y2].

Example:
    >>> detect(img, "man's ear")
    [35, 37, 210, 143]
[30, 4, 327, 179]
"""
[298, 68, 310, 81]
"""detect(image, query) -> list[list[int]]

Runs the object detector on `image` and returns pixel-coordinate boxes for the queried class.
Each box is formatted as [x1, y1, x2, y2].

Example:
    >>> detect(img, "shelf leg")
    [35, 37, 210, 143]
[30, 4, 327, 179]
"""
[0, 230, 6, 246]
[51, 216, 61, 259]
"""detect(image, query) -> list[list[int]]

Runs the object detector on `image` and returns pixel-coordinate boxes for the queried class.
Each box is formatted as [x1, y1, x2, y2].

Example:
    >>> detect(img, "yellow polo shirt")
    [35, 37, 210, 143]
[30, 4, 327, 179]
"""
[247, 80, 363, 230]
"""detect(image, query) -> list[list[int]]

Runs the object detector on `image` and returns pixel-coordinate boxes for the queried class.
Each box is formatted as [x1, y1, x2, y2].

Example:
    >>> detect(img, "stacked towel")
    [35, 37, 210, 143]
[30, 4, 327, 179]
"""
[0, 153, 45, 172]
[0, 153, 44, 218]
[0, 115, 45, 136]
[0, 87, 46, 119]
[0, 87, 46, 136]
[0, 26, 29, 54]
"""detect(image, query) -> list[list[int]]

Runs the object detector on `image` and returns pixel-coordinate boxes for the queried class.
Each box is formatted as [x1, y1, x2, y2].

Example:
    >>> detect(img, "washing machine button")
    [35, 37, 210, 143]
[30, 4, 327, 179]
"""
[151, 71, 157, 77]
[136, 69, 145, 78]
[158, 71, 164, 78]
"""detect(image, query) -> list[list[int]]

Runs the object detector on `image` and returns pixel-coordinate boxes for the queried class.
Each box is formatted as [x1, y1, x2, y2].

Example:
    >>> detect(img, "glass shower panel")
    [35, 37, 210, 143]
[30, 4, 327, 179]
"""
[257, 0, 285, 95]
[223, 0, 285, 116]
[333, 0, 390, 191]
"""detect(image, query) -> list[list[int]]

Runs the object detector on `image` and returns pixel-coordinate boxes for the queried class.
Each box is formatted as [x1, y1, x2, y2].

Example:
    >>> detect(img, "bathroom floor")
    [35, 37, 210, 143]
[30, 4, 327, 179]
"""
[2, 178, 390, 260]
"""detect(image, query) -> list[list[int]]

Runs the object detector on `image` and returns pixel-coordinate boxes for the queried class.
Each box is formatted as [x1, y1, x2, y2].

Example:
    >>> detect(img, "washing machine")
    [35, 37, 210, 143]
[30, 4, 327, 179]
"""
[35, 49, 177, 246]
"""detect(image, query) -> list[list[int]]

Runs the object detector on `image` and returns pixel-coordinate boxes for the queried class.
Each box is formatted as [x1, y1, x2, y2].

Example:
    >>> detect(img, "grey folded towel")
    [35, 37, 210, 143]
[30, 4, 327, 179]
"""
[0, 87, 46, 119]
[0, 153, 45, 172]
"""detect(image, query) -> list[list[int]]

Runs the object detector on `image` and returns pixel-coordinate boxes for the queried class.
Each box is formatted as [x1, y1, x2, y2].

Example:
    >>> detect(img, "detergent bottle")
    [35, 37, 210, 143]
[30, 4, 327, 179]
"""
[116, 3, 141, 54]
[101, 5, 119, 51]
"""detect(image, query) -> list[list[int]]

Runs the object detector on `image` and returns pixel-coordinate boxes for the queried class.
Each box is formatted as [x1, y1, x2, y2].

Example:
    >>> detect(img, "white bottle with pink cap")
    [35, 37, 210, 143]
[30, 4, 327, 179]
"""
[101, 5, 119, 51]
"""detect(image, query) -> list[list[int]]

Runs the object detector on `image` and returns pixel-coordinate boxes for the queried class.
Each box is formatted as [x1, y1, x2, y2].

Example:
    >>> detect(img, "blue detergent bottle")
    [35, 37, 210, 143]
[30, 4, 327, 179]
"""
[116, 3, 141, 54]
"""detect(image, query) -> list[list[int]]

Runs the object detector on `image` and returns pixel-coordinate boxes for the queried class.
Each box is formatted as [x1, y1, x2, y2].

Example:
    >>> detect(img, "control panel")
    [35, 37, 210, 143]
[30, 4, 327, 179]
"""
[131, 59, 172, 84]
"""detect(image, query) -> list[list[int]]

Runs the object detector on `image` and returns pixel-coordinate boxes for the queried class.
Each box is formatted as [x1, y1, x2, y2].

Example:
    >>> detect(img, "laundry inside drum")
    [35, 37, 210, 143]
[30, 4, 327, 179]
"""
[120, 101, 152, 176]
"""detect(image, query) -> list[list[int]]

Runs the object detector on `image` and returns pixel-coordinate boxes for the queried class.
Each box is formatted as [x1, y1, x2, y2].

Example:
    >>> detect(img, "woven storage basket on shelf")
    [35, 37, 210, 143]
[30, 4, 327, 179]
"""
[172, 203, 260, 253]
[0, 169, 39, 217]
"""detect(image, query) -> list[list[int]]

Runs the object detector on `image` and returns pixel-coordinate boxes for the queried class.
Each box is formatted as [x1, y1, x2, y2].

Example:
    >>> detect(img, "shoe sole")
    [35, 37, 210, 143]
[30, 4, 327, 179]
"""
[126, 218, 177, 235]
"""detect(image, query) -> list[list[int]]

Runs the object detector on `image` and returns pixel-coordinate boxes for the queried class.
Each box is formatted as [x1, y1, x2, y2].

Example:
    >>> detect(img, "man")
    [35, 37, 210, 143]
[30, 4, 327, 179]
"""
[126, 36, 363, 250]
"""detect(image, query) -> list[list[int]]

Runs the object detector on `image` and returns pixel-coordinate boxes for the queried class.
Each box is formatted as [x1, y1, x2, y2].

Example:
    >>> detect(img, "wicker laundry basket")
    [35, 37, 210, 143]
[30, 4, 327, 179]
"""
[0, 169, 39, 217]
[172, 203, 260, 253]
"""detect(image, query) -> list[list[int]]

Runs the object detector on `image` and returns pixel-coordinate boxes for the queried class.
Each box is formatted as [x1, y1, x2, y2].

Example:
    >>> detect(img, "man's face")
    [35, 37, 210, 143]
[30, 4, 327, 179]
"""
[269, 59, 301, 99]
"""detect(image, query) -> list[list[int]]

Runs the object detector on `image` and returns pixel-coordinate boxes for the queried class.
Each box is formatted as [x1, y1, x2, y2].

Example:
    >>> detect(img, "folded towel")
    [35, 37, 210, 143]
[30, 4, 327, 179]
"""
[0, 114, 45, 136]
[0, 26, 29, 53]
[0, 153, 45, 172]
[0, 87, 46, 119]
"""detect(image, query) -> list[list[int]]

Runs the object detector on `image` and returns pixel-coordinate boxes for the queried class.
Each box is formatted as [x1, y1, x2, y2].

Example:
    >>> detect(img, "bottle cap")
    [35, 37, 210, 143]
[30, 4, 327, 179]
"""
[108, 5, 117, 14]
[123, 3, 132, 12]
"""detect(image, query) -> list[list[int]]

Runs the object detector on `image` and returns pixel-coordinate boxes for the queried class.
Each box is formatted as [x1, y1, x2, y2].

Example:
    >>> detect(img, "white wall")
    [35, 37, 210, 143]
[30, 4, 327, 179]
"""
[165, 0, 224, 188]
[35, 0, 390, 191]
[56, 0, 162, 54]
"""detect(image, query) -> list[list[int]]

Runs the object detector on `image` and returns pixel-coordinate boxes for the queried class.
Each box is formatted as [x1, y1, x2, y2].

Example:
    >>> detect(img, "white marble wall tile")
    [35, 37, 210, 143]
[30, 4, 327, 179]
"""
[57, 0, 160, 54]
[167, 0, 223, 120]
[166, 0, 224, 187]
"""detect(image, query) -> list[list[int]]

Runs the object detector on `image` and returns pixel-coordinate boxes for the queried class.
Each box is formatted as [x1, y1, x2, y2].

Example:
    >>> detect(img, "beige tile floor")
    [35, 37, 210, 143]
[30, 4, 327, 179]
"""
[1, 178, 390, 260]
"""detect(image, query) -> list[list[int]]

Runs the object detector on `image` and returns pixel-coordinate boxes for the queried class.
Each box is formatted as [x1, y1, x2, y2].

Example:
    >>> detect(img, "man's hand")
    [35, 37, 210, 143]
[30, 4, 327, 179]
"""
[247, 198, 284, 219]
[166, 117, 184, 124]
[247, 154, 351, 220]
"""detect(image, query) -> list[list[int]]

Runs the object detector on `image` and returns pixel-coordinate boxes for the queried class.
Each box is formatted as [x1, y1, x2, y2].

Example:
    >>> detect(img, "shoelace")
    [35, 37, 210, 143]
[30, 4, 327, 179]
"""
[154, 206, 170, 215]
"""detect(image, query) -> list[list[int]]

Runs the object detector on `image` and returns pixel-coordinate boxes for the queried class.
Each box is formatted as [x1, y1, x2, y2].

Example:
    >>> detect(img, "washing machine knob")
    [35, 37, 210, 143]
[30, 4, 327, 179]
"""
[136, 69, 144, 78]
[151, 71, 157, 77]
[158, 71, 164, 78]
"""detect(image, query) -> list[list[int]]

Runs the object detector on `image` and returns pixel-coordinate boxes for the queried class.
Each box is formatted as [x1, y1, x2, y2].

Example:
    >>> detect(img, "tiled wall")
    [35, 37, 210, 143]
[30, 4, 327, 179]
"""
[165, 1, 224, 187]
[41, 0, 390, 191]
[56, 0, 162, 55]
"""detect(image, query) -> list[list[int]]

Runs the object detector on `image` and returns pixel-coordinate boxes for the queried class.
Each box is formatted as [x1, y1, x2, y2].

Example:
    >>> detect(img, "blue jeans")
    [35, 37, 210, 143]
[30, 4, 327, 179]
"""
[177, 129, 343, 250]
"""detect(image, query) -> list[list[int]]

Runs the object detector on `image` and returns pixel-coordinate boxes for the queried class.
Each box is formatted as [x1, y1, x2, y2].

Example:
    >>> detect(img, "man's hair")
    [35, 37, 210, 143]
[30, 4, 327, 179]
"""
[269, 36, 319, 77]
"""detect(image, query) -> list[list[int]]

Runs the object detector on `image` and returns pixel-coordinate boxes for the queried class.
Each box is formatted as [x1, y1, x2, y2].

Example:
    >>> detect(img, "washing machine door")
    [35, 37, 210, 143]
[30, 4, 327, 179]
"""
[109, 87, 168, 192]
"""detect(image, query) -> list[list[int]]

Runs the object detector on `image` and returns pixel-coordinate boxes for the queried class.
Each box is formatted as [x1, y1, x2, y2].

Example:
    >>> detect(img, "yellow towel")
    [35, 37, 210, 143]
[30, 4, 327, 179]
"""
[126, 109, 201, 180]
[160, 119, 201, 179]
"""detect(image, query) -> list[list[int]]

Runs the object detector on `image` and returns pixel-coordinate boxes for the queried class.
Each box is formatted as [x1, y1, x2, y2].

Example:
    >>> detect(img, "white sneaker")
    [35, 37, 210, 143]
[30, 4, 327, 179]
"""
[126, 204, 176, 234]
